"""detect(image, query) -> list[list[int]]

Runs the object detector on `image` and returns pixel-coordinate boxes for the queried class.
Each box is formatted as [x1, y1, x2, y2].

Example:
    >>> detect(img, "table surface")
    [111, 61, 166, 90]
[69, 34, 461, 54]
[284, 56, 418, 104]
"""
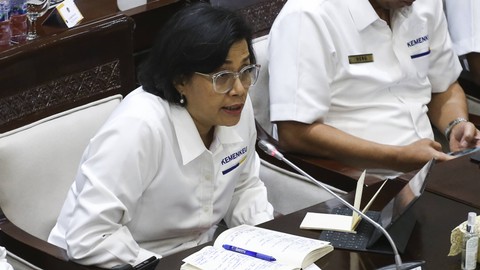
[1, 0, 183, 54]
[154, 153, 480, 270]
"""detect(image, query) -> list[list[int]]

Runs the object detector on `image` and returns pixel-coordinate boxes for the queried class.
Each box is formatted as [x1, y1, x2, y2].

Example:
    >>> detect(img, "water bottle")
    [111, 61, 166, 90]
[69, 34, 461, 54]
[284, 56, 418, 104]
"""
[0, 0, 8, 21]
[0, 0, 11, 48]
[462, 212, 479, 270]
[9, 0, 26, 15]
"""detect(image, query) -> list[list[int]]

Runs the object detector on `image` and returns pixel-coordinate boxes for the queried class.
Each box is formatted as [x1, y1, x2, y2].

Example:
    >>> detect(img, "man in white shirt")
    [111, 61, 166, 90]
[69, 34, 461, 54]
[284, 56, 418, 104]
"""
[444, 0, 480, 79]
[268, 0, 480, 175]
[443, 0, 480, 116]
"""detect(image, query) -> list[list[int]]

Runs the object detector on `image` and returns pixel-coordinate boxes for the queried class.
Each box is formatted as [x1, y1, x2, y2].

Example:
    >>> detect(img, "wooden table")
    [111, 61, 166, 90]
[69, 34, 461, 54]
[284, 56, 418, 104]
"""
[2, 0, 184, 55]
[154, 155, 480, 269]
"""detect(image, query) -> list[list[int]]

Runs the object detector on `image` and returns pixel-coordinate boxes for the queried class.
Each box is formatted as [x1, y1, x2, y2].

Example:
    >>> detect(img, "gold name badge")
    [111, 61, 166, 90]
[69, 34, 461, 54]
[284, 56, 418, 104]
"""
[348, 54, 374, 64]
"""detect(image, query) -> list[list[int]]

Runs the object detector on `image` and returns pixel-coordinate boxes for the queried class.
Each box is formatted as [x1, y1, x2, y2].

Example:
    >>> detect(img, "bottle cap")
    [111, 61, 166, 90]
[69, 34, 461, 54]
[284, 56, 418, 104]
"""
[467, 212, 477, 231]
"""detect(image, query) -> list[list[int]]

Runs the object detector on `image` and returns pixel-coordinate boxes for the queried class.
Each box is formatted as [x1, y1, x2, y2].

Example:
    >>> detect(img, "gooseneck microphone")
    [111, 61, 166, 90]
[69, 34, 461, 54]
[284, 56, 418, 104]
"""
[258, 140, 425, 270]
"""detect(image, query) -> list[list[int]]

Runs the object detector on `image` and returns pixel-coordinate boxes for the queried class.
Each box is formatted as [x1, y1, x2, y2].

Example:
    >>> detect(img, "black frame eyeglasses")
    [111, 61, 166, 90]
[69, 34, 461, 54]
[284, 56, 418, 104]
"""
[195, 64, 261, 94]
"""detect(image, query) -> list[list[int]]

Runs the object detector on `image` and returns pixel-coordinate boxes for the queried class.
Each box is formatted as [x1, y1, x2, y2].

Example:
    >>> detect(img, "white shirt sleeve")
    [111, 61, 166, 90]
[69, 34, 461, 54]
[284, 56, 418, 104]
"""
[426, 0, 462, 93]
[444, 0, 480, 56]
[268, 5, 335, 124]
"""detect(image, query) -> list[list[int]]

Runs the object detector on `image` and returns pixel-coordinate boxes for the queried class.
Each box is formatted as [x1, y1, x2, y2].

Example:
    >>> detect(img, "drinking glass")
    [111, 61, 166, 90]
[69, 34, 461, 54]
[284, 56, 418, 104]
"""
[10, 13, 28, 44]
[26, 0, 49, 40]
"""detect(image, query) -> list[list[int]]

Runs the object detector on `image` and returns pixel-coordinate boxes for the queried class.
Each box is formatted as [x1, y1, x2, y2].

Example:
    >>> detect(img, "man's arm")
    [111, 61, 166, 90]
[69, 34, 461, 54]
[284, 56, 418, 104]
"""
[427, 81, 480, 151]
[276, 121, 451, 173]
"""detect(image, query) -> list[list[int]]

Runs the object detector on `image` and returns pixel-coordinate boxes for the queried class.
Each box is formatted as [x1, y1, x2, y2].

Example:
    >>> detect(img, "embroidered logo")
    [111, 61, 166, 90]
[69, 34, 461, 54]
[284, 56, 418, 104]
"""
[407, 35, 429, 48]
[221, 147, 248, 175]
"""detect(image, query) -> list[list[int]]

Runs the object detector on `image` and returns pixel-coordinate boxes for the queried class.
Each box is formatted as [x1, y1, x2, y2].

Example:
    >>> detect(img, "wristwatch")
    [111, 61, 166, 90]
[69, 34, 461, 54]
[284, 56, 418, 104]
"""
[444, 117, 468, 141]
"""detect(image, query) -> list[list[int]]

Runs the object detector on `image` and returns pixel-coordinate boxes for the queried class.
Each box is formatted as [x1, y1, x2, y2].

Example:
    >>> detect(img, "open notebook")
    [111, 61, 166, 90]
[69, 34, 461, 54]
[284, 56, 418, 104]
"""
[301, 159, 435, 254]
[180, 224, 333, 270]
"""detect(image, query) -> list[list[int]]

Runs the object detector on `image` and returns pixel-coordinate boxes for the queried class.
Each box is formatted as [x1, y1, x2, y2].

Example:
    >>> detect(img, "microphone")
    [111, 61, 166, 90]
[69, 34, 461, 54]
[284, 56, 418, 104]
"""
[258, 140, 425, 270]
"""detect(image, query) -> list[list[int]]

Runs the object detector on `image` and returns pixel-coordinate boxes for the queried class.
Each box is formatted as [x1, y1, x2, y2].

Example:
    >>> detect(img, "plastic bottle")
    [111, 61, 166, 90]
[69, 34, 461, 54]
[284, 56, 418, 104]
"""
[8, 0, 25, 15]
[462, 212, 479, 270]
[0, 0, 8, 20]
[0, 0, 10, 48]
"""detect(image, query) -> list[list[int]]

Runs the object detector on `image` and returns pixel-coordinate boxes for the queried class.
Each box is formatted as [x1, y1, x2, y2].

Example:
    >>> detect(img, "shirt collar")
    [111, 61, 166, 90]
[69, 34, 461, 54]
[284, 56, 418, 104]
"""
[348, 0, 379, 31]
[169, 104, 243, 165]
[215, 125, 243, 144]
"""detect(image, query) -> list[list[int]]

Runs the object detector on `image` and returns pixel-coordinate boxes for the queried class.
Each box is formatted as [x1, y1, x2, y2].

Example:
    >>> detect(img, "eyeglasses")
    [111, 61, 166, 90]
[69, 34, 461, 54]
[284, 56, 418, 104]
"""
[195, 64, 261, 94]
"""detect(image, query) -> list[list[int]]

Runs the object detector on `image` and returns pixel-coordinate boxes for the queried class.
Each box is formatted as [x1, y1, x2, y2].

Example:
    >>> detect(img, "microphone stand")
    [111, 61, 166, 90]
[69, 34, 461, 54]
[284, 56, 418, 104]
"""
[258, 140, 425, 270]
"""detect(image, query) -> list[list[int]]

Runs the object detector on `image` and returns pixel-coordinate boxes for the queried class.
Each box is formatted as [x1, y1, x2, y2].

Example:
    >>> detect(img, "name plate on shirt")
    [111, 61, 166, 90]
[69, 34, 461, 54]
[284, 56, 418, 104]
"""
[348, 54, 374, 64]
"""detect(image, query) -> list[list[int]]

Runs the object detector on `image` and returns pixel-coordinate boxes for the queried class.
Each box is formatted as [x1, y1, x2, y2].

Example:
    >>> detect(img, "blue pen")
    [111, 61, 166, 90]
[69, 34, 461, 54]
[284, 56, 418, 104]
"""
[222, 244, 276, 262]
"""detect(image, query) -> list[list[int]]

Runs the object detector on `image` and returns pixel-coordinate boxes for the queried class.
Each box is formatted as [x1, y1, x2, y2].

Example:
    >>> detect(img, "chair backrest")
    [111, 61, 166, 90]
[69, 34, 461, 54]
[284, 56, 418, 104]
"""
[0, 95, 121, 241]
[249, 35, 274, 136]
[0, 14, 135, 270]
[459, 70, 480, 115]
[0, 13, 135, 240]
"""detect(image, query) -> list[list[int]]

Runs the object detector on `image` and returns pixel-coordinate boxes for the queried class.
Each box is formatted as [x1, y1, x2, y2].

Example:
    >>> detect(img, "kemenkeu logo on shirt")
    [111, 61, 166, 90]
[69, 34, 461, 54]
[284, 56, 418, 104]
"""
[407, 35, 429, 48]
[221, 146, 248, 175]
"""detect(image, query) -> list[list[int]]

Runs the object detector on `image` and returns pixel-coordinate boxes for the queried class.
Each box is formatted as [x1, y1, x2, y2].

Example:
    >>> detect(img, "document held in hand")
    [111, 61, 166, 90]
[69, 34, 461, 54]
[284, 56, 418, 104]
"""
[180, 224, 333, 270]
[299, 170, 387, 233]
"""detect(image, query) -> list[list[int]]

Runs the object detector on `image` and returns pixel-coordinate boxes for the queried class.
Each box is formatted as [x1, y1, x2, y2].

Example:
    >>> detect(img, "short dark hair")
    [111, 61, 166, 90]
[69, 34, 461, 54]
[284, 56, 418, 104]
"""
[138, 3, 255, 106]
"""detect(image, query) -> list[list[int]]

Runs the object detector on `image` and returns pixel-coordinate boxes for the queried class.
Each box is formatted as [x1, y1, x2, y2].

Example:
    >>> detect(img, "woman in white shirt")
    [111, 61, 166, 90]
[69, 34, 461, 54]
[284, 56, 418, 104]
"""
[48, 3, 274, 268]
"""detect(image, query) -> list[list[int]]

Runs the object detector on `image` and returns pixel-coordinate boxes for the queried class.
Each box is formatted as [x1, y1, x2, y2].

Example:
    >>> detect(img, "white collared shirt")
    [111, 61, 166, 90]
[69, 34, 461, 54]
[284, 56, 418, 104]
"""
[48, 87, 273, 268]
[269, 0, 462, 147]
[444, 0, 480, 56]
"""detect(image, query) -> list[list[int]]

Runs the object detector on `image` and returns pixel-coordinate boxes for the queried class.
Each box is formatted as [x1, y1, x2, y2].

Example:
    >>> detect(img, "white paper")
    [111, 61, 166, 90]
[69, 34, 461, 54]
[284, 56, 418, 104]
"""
[304, 264, 322, 270]
[300, 212, 356, 233]
[299, 171, 389, 233]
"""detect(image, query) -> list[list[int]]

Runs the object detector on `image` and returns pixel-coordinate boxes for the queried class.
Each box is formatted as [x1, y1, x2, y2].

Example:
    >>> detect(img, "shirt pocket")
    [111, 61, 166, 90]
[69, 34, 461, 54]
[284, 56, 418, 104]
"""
[408, 34, 430, 78]
[411, 48, 430, 78]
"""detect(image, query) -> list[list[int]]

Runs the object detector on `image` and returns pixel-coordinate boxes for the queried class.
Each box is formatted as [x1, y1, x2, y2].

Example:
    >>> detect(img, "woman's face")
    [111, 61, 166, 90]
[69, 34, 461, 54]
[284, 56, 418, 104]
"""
[177, 39, 252, 136]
